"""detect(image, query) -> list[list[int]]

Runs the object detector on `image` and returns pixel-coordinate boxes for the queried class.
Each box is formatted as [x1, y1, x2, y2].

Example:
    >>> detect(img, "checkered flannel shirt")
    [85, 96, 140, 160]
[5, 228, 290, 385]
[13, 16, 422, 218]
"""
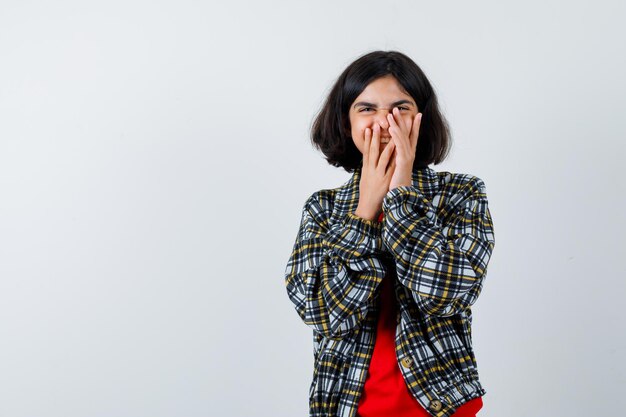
[284, 165, 496, 417]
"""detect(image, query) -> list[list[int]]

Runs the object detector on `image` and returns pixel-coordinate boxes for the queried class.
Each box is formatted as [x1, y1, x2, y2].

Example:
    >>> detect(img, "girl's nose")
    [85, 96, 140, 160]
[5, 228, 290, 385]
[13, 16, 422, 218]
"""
[376, 112, 390, 130]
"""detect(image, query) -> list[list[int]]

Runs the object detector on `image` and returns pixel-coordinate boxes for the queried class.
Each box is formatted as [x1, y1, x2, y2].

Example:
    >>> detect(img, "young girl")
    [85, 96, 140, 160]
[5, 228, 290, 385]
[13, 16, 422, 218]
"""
[284, 50, 495, 417]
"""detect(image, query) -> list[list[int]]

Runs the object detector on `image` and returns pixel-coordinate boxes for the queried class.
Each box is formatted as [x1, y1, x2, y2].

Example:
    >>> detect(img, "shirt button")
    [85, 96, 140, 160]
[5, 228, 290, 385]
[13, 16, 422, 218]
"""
[400, 357, 413, 368]
[429, 399, 442, 412]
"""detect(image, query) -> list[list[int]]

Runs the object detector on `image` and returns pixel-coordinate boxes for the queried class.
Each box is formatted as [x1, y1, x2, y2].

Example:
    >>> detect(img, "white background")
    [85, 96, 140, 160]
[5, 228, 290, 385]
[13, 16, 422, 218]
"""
[1, 1, 625, 416]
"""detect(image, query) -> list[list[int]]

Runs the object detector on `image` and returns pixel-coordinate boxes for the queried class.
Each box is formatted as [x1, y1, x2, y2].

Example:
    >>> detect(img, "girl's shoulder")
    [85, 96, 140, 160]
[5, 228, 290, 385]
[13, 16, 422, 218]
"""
[302, 169, 359, 214]
[403, 166, 489, 200]
[433, 169, 490, 199]
[303, 188, 337, 213]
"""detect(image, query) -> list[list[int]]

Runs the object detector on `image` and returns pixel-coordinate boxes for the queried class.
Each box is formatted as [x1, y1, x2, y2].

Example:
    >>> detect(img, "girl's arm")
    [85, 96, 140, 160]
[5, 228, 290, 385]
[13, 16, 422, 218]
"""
[284, 190, 388, 340]
[382, 175, 495, 317]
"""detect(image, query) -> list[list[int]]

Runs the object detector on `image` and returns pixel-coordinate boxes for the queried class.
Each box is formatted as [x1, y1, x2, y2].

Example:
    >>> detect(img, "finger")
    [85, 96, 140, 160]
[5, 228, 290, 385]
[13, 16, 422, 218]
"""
[371, 122, 381, 161]
[394, 107, 407, 131]
[410, 113, 422, 150]
[363, 127, 371, 165]
[377, 139, 395, 170]
[393, 107, 410, 136]
[388, 108, 410, 146]
[404, 112, 412, 132]
[386, 150, 397, 175]
[387, 110, 400, 136]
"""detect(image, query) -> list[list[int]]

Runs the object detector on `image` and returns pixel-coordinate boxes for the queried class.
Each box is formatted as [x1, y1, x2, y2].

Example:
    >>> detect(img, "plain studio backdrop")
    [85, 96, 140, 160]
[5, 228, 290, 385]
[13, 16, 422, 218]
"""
[1, 1, 624, 416]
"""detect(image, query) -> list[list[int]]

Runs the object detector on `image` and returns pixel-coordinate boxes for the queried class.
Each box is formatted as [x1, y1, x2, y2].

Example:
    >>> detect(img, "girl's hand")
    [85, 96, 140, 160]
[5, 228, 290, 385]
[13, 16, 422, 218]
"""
[387, 108, 422, 191]
[354, 121, 396, 221]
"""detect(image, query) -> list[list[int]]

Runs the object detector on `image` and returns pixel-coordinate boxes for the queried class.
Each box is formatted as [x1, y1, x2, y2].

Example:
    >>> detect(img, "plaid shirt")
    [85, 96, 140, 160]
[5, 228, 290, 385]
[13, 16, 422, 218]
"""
[284, 165, 496, 417]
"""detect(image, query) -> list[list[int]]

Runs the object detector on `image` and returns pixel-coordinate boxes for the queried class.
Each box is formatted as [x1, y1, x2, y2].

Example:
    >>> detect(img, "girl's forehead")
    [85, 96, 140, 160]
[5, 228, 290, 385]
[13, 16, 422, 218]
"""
[351, 91, 416, 107]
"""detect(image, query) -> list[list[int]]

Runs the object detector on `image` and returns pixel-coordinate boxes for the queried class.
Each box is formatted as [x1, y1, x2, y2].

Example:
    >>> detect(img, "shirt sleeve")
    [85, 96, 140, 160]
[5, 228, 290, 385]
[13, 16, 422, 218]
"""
[381, 176, 495, 317]
[284, 190, 388, 340]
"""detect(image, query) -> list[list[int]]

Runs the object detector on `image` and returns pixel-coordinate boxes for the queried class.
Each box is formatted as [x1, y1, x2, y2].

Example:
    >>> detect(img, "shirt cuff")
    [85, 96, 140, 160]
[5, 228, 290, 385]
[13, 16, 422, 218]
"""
[382, 185, 438, 225]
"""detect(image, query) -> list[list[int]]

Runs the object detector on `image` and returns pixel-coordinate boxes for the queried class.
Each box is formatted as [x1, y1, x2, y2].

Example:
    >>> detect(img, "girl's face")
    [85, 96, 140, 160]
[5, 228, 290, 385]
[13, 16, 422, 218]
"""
[348, 75, 418, 154]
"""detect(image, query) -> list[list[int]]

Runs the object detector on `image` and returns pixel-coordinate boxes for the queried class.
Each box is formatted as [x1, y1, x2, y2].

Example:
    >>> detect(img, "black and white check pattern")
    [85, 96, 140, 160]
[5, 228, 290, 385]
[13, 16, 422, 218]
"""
[284, 165, 495, 417]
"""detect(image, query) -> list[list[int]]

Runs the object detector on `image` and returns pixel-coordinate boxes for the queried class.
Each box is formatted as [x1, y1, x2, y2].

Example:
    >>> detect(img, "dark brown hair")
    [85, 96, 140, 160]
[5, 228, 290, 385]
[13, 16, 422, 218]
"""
[310, 50, 452, 173]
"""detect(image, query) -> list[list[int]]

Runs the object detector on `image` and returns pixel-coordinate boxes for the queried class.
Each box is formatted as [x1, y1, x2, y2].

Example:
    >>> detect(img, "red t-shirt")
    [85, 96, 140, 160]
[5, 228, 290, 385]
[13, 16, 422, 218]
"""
[356, 211, 483, 417]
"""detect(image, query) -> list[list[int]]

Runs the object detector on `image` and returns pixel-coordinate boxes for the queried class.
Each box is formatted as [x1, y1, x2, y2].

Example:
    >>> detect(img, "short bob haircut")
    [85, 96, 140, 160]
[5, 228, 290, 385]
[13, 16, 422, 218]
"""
[311, 50, 452, 173]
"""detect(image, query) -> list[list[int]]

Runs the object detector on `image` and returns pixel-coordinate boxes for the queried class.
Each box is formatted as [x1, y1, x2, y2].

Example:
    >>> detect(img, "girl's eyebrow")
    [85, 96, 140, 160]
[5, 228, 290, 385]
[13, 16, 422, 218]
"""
[352, 99, 415, 109]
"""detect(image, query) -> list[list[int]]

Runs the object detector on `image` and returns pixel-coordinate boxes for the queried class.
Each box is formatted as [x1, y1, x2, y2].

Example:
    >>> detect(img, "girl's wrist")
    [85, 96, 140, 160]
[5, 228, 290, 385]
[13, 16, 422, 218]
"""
[354, 205, 378, 221]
